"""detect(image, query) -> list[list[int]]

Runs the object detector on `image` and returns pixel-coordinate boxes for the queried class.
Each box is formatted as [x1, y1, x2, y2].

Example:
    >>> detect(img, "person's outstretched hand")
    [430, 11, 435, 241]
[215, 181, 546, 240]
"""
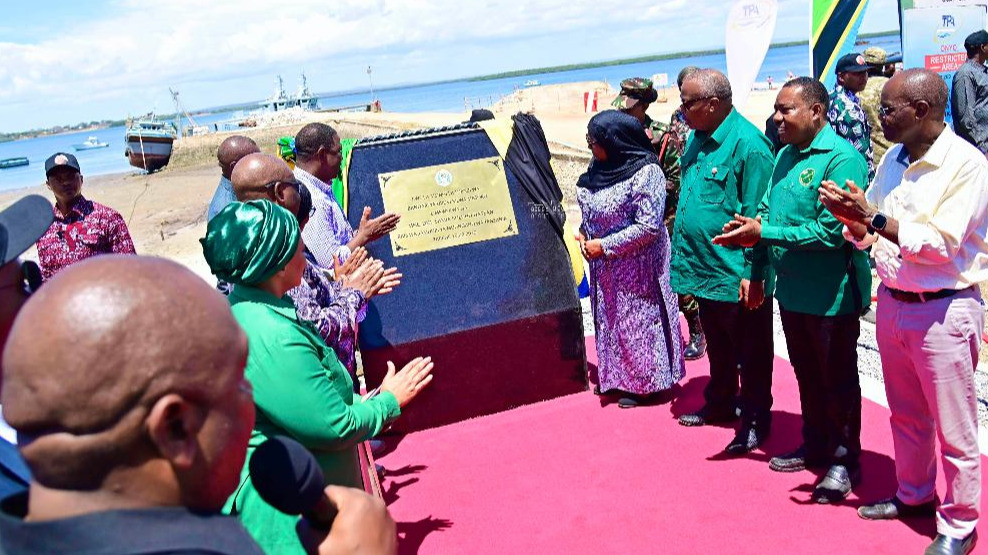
[380, 357, 434, 407]
[355, 207, 400, 246]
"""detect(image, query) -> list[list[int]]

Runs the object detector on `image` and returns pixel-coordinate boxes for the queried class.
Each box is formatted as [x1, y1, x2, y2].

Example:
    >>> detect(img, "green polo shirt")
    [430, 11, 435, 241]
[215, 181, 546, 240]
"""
[753, 124, 871, 316]
[670, 108, 775, 302]
[223, 285, 400, 554]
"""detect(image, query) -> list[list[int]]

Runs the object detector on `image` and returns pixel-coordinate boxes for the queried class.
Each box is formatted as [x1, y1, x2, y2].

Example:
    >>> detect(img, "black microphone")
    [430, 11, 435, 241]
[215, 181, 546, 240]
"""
[249, 436, 338, 530]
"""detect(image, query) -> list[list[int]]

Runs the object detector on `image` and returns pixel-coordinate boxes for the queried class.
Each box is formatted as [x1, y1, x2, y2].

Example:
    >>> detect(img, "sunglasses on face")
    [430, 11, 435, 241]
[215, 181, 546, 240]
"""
[0, 260, 42, 297]
[263, 179, 302, 191]
[681, 96, 714, 111]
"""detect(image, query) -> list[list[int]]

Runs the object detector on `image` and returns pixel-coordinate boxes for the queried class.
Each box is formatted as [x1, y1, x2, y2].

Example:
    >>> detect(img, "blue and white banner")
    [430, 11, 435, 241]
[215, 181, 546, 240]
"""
[901, 4, 987, 124]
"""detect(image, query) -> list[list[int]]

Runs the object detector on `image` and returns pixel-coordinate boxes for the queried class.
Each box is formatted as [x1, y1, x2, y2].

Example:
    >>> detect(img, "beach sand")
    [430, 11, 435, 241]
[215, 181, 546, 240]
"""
[5, 81, 984, 363]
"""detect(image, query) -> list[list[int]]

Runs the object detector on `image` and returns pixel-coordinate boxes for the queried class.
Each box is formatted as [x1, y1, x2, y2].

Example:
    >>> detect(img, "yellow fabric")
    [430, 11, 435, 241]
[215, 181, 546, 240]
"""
[477, 117, 584, 285]
[564, 222, 585, 285]
[478, 118, 515, 160]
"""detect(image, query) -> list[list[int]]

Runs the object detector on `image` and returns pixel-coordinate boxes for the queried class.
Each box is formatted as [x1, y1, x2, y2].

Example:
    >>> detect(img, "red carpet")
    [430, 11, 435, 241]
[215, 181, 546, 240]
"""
[378, 337, 987, 554]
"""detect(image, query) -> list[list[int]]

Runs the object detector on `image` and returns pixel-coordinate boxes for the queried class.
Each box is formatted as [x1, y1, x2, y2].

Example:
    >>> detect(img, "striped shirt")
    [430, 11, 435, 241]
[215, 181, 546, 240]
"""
[294, 167, 354, 267]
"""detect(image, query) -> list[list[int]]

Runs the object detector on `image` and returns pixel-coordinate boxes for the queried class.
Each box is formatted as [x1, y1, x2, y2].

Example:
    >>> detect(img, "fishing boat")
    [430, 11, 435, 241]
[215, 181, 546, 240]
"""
[0, 157, 28, 169]
[124, 115, 177, 172]
[72, 136, 109, 151]
[524, 79, 540, 87]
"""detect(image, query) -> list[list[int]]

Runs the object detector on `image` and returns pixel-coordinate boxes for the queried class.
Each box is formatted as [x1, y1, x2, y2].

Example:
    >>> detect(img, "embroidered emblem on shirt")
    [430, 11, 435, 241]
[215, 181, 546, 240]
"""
[799, 168, 816, 187]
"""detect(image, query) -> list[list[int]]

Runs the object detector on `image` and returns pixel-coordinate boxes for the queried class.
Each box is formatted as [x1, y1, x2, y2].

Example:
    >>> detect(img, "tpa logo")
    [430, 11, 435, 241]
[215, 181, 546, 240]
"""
[743, 4, 759, 16]
[942, 15, 955, 28]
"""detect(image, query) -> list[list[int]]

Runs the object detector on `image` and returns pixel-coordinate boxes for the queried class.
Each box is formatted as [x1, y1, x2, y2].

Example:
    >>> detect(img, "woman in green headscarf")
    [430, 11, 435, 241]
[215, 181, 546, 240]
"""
[202, 200, 434, 554]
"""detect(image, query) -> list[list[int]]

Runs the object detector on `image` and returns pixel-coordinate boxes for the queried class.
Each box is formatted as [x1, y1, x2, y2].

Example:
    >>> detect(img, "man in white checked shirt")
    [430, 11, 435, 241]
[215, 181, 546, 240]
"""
[293, 122, 400, 267]
[820, 68, 988, 555]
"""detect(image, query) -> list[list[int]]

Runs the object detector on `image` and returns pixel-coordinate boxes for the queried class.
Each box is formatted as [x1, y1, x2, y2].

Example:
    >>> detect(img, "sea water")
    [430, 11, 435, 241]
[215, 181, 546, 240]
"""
[0, 35, 900, 194]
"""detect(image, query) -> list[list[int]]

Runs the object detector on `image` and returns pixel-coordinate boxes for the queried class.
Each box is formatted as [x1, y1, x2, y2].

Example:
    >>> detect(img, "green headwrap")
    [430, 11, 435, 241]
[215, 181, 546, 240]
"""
[200, 200, 300, 286]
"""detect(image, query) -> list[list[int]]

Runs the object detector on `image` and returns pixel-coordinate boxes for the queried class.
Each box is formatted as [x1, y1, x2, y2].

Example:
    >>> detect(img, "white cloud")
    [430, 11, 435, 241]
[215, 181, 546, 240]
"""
[0, 0, 898, 130]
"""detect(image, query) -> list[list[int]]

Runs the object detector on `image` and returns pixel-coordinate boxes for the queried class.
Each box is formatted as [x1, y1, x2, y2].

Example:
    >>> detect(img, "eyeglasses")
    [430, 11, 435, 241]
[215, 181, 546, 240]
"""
[0, 260, 42, 297]
[263, 179, 302, 191]
[878, 102, 913, 119]
[681, 96, 715, 111]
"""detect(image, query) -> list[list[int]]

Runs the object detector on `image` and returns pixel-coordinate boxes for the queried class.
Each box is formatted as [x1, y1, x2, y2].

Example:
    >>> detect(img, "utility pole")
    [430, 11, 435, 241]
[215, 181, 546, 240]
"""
[367, 66, 376, 102]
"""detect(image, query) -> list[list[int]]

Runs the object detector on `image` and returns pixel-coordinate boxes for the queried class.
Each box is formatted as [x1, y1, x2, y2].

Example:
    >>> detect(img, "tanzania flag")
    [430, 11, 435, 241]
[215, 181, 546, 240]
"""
[812, 0, 872, 90]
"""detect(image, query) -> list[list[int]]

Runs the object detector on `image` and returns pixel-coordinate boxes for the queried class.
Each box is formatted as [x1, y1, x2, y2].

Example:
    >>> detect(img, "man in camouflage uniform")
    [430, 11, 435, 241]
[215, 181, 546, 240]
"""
[613, 72, 707, 359]
[859, 47, 900, 164]
[827, 53, 874, 182]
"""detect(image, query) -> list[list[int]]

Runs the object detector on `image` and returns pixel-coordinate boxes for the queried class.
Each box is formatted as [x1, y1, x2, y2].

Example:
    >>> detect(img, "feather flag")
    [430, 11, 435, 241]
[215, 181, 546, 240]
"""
[725, 0, 779, 111]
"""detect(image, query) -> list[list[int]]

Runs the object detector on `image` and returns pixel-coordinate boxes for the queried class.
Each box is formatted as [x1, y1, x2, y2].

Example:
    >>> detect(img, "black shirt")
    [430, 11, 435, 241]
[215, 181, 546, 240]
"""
[0, 492, 265, 554]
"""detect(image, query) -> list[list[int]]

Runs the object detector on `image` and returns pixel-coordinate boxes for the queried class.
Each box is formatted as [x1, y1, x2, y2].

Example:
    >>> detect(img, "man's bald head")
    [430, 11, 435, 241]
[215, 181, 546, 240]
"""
[230, 153, 302, 220]
[2, 256, 252, 506]
[217, 135, 260, 179]
[684, 69, 733, 104]
[880, 69, 948, 146]
[886, 68, 948, 118]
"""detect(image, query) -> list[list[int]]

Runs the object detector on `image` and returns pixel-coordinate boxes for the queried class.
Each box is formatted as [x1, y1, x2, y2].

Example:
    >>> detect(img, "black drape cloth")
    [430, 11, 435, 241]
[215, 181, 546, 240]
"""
[504, 113, 566, 240]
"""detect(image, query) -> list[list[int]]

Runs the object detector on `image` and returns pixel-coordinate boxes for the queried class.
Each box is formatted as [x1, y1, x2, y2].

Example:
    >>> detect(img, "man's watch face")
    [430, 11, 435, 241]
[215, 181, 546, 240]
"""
[871, 212, 888, 231]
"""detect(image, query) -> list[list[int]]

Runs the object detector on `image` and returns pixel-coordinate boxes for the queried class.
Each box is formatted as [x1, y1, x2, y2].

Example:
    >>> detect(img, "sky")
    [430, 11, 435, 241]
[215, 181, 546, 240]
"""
[0, 0, 900, 133]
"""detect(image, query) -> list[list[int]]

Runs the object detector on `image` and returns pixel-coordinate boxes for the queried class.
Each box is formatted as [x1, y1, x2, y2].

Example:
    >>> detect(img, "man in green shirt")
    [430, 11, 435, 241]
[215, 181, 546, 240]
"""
[714, 77, 870, 504]
[670, 69, 776, 456]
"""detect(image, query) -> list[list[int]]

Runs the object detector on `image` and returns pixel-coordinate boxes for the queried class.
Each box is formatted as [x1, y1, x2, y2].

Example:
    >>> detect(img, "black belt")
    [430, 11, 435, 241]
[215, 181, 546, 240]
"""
[885, 285, 971, 303]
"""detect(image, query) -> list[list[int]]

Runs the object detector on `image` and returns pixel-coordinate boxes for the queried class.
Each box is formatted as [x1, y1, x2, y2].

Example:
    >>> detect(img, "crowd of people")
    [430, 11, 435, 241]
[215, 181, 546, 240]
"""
[578, 37, 988, 555]
[0, 35, 986, 555]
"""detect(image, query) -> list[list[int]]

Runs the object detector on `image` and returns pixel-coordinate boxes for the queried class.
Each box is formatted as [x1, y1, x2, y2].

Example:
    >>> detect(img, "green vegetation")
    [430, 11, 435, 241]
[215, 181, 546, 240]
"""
[468, 30, 899, 82]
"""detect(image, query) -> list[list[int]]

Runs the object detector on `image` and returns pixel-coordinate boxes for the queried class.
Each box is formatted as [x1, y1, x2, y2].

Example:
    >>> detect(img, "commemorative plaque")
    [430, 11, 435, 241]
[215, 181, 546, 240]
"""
[347, 123, 586, 433]
[379, 157, 518, 256]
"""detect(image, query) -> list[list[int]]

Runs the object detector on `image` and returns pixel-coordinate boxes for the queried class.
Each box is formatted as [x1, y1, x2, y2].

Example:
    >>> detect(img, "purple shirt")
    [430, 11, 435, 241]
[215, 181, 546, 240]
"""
[287, 259, 365, 376]
[295, 167, 355, 267]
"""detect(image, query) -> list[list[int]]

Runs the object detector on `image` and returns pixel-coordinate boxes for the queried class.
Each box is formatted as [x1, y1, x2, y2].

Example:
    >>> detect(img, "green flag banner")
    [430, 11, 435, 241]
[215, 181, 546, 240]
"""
[812, 0, 872, 89]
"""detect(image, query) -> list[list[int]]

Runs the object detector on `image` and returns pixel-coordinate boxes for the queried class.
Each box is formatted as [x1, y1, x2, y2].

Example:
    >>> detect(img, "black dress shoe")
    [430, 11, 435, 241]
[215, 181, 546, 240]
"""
[811, 464, 861, 504]
[678, 405, 738, 427]
[617, 396, 639, 408]
[683, 332, 707, 361]
[723, 425, 768, 455]
[768, 445, 827, 473]
[857, 496, 937, 520]
[925, 531, 977, 555]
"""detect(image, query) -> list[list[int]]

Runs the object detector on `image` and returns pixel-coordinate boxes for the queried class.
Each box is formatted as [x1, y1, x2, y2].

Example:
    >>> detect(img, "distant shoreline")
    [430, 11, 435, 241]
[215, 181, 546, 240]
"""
[2, 29, 899, 137]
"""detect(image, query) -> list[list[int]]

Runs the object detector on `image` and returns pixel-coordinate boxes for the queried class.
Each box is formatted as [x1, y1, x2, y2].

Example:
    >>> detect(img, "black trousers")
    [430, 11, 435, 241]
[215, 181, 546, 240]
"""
[698, 296, 775, 428]
[779, 308, 862, 470]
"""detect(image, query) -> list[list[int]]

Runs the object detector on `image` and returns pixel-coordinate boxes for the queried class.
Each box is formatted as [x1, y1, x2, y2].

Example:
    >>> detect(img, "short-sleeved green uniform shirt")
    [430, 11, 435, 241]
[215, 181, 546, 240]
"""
[223, 285, 400, 555]
[670, 108, 776, 303]
[753, 124, 871, 317]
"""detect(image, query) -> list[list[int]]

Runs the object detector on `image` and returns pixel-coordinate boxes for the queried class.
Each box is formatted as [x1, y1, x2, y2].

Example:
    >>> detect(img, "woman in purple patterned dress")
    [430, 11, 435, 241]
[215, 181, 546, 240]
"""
[577, 110, 685, 408]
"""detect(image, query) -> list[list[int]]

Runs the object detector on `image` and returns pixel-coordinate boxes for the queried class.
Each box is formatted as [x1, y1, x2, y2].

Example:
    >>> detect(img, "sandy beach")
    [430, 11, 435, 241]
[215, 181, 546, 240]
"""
[0, 81, 779, 278]
[6, 80, 986, 371]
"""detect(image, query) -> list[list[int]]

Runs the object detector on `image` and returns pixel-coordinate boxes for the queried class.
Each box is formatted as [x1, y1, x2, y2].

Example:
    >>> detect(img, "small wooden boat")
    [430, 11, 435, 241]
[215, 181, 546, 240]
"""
[0, 157, 29, 169]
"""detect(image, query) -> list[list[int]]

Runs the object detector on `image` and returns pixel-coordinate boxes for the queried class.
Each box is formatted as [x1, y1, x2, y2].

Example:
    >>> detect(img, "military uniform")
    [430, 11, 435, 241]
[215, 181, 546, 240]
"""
[615, 77, 704, 357]
[858, 76, 890, 163]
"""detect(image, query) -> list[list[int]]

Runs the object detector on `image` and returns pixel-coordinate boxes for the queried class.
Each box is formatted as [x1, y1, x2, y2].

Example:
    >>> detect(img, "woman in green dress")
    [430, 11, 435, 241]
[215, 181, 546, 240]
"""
[201, 199, 433, 554]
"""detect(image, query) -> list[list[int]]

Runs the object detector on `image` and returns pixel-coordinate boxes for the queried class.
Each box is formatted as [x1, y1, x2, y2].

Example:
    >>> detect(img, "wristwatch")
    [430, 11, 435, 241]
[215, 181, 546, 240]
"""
[868, 212, 888, 233]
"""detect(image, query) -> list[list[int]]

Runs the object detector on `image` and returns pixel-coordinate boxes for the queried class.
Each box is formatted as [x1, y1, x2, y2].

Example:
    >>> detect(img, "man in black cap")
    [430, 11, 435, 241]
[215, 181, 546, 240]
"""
[36, 152, 136, 281]
[0, 196, 53, 500]
[828, 53, 874, 181]
[952, 30, 988, 153]
[614, 75, 707, 360]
